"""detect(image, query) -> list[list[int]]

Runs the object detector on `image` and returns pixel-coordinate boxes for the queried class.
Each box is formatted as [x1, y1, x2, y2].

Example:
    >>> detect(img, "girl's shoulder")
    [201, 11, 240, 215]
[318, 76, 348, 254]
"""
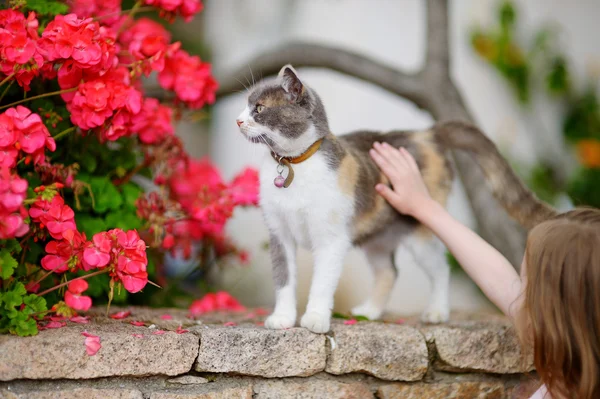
[529, 384, 550, 399]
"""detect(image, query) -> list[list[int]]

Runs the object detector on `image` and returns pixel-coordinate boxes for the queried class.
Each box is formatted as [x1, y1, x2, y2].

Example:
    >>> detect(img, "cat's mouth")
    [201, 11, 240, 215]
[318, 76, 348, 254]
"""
[244, 133, 275, 147]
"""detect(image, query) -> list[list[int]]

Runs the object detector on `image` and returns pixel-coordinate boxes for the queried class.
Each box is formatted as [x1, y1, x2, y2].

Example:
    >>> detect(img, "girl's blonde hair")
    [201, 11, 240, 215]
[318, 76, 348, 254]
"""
[520, 208, 600, 399]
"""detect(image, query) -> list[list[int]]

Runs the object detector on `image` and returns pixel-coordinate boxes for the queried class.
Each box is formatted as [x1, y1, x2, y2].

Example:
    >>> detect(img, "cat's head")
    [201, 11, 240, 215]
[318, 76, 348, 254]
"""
[236, 65, 329, 157]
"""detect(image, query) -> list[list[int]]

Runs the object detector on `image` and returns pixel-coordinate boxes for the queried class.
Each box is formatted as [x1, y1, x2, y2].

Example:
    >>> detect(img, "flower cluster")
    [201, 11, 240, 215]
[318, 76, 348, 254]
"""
[0, 9, 44, 90]
[0, 168, 29, 239]
[143, 0, 203, 22]
[0, 0, 257, 337]
[0, 106, 56, 168]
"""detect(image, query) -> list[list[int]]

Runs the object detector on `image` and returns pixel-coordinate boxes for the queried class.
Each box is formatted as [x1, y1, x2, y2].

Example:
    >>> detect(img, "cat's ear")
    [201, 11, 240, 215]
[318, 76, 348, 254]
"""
[279, 64, 303, 102]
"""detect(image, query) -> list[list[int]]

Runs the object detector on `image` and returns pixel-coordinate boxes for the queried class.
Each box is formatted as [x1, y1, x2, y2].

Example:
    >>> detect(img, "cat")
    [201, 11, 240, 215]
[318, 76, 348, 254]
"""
[235, 64, 556, 333]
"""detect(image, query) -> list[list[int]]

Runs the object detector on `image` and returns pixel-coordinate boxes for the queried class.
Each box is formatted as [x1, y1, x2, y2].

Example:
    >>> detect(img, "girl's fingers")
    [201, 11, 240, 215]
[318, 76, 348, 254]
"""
[400, 147, 420, 173]
[369, 148, 397, 180]
[375, 184, 402, 209]
[381, 142, 408, 168]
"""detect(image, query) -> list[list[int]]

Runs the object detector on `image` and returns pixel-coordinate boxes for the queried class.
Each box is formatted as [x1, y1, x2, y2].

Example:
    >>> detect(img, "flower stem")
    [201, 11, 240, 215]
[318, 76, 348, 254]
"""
[93, 5, 154, 22]
[52, 126, 77, 141]
[117, 1, 143, 35]
[0, 80, 14, 103]
[0, 73, 15, 88]
[37, 269, 109, 296]
[0, 87, 77, 111]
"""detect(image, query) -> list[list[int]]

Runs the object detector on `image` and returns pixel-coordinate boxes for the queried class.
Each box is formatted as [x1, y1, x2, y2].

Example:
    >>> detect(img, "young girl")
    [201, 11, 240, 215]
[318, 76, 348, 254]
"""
[369, 141, 600, 399]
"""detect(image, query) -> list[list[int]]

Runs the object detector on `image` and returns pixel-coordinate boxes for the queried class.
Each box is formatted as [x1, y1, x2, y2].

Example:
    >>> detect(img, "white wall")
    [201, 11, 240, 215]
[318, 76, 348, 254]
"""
[192, 0, 599, 317]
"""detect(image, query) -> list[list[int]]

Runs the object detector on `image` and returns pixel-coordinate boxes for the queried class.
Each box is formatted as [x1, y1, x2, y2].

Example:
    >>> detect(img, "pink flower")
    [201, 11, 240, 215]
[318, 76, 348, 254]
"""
[0, 168, 29, 240]
[0, 107, 55, 167]
[143, 0, 203, 22]
[0, 10, 44, 90]
[130, 321, 145, 326]
[64, 279, 92, 311]
[223, 321, 236, 327]
[81, 331, 101, 355]
[83, 232, 112, 268]
[109, 310, 131, 319]
[228, 168, 259, 206]
[132, 333, 144, 338]
[160, 314, 172, 320]
[129, 98, 174, 144]
[343, 319, 358, 325]
[44, 202, 76, 240]
[152, 330, 166, 335]
[68, 0, 123, 28]
[158, 49, 217, 109]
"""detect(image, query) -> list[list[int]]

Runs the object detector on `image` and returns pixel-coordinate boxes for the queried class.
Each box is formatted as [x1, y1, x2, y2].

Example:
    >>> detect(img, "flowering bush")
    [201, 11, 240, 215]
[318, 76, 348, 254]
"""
[0, 0, 259, 336]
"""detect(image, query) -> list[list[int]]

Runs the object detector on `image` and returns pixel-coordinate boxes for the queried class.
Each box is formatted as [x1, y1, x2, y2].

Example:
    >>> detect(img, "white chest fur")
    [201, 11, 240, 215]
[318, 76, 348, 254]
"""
[259, 152, 354, 248]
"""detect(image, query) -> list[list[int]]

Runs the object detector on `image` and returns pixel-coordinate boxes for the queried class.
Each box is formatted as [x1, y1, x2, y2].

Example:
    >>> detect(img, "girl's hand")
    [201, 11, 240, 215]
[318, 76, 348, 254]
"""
[369, 142, 432, 217]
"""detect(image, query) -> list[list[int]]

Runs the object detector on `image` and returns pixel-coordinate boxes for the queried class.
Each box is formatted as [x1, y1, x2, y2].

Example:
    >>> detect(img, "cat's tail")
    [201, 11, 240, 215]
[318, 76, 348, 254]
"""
[434, 121, 558, 229]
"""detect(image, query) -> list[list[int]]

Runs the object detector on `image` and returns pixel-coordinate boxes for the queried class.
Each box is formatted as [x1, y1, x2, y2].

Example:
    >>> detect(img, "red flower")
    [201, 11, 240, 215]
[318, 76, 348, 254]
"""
[68, 69, 142, 132]
[158, 49, 217, 109]
[39, 14, 117, 76]
[129, 98, 174, 144]
[41, 229, 87, 273]
[65, 279, 92, 311]
[143, 0, 203, 22]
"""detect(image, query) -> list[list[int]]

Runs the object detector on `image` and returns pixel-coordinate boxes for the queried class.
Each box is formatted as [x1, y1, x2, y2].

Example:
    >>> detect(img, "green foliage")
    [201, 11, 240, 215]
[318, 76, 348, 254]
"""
[471, 1, 600, 209]
[0, 282, 47, 336]
[0, 249, 19, 280]
[22, 0, 69, 16]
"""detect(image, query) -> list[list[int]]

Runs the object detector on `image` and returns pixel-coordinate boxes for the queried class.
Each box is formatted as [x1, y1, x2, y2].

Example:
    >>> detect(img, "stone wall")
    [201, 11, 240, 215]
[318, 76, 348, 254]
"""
[0, 308, 540, 398]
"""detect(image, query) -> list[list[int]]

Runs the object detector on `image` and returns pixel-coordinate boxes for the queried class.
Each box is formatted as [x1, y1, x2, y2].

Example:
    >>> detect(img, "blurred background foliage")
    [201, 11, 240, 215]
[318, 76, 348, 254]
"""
[470, 0, 600, 209]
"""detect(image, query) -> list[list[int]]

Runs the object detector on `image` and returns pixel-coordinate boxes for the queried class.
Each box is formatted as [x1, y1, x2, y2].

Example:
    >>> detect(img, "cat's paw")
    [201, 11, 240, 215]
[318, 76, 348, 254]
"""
[350, 302, 383, 320]
[265, 313, 296, 329]
[300, 311, 331, 333]
[420, 306, 449, 324]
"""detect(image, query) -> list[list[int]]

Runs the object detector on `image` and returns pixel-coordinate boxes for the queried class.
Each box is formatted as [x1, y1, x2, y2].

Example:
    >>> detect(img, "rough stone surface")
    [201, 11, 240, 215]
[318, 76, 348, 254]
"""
[167, 376, 209, 385]
[254, 378, 374, 399]
[194, 325, 326, 377]
[148, 386, 253, 399]
[326, 322, 428, 381]
[428, 321, 534, 374]
[0, 388, 144, 399]
[0, 323, 199, 381]
[376, 382, 505, 399]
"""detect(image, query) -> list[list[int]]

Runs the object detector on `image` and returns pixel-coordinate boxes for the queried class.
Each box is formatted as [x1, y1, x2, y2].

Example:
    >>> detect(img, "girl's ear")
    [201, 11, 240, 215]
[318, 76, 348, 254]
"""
[278, 64, 303, 102]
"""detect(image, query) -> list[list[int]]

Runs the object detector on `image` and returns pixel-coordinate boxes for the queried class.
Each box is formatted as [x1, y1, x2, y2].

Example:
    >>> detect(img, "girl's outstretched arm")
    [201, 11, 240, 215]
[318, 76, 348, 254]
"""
[370, 142, 523, 318]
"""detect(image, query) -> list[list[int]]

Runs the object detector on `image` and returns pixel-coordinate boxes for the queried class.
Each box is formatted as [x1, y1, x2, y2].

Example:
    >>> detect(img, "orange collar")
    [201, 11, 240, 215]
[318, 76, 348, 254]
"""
[271, 138, 323, 165]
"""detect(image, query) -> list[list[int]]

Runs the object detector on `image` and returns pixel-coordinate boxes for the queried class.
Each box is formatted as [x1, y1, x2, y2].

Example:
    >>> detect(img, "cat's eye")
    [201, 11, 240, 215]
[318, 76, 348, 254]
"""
[256, 104, 265, 113]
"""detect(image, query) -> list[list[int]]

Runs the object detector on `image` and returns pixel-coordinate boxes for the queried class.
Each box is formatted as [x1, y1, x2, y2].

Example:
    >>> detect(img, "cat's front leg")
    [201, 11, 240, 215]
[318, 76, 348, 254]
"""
[264, 232, 298, 330]
[300, 238, 351, 333]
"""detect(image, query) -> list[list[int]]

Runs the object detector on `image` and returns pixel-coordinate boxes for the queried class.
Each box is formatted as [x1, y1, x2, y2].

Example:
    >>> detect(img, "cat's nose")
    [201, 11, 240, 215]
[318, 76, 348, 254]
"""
[236, 119, 243, 127]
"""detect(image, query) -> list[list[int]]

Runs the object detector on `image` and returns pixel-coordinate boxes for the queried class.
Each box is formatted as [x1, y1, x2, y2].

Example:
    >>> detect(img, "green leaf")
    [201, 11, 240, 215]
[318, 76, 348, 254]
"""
[76, 214, 107, 238]
[1, 240, 22, 254]
[105, 211, 142, 231]
[23, 295, 47, 316]
[0, 249, 18, 279]
[25, 0, 69, 16]
[80, 156, 98, 173]
[3, 282, 26, 311]
[89, 177, 123, 213]
[121, 183, 143, 210]
[332, 312, 349, 320]
[9, 312, 38, 336]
